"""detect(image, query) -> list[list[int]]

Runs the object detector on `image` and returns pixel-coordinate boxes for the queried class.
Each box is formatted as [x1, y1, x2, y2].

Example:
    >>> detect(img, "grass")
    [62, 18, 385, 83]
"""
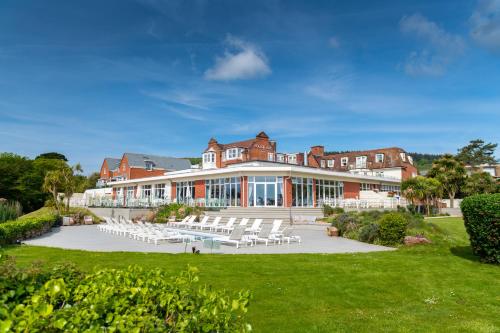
[2, 217, 499, 332]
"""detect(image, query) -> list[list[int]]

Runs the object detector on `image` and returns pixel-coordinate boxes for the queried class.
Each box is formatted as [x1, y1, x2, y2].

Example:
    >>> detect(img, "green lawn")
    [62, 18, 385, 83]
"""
[2, 217, 499, 332]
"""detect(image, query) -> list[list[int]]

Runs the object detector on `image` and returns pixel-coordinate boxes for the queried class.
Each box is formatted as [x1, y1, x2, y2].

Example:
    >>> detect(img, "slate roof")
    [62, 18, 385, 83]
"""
[104, 158, 121, 171]
[124, 153, 191, 171]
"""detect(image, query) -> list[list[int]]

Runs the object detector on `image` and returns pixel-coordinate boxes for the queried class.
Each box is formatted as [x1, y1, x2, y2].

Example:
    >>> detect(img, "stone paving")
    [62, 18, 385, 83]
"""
[24, 225, 395, 255]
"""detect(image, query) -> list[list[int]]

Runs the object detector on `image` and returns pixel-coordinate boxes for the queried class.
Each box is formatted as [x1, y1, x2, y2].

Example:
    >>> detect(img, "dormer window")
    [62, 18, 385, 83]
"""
[341, 157, 348, 167]
[400, 152, 406, 161]
[145, 161, 154, 171]
[327, 159, 334, 168]
[203, 152, 215, 163]
[288, 154, 297, 164]
[407, 155, 413, 165]
[226, 148, 242, 160]
[268, 152, 274, 161]
[321, 160, 326, 168]
[375, 153, 384, 163]
[277, 154, 285, 162]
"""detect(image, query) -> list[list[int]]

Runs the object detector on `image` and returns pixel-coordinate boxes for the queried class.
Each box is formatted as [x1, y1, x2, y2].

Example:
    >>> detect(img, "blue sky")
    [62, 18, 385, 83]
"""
[1, 0, 499, 173]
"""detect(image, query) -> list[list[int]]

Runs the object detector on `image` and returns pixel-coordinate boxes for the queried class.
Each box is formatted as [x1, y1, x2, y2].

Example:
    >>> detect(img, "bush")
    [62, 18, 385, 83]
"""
[377, 213, 409, 246]
[460, 193, 500, 264]
[331, 213, 359, 236]
[359, 223, 380, 243]
[155, 204, 204, 223]
[0, 208, 59, 245]
[0, 259, 252, 332]
[322, 205, 344, 216]
[0, 201, 22, 223]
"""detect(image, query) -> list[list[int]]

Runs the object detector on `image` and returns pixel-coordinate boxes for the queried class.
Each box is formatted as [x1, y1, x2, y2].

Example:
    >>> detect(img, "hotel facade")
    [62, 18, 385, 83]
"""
[94, 132, 416, 209]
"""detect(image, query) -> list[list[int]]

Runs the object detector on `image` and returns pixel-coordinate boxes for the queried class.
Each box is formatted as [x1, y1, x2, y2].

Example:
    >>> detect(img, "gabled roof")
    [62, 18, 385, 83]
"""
[123, 153, 191, 171]
[104, 158, 121, 171]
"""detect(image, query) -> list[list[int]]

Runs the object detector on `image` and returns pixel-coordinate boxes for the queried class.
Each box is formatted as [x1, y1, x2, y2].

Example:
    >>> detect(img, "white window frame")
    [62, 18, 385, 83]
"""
[321, 160, 326, 168]
[355, 156, 367, 168]
[145, 161, 154, 171]
[407, 155, 413, 165]
[400, 152, 406, 161]
[203, 152, 215, 163]
[341, 157, 348, 167]
[288, 154, 297, 164]
[268, 152, 274, 161]
[375, 154, 384, 163]
[277, 154, 285, 162]
[226, 148, 242, 160]
[327, 159, 334, 168]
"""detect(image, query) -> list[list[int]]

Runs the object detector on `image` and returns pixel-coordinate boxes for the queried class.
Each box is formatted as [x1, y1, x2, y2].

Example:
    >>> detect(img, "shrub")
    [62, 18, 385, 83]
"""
[0, 208, 59, 245]
[331, 213, 359, 236]
[359, 223, 380, 243]
[322, 205, 344, 216]
[460, 193, 500, 264]
[0, 201, 22, 223]
[377, 212, 409, 246]
[0, 260, 252, 332]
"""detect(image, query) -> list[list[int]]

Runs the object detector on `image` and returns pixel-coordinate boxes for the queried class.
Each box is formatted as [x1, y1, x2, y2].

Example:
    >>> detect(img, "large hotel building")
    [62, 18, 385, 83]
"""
[95, 132, 417, 209]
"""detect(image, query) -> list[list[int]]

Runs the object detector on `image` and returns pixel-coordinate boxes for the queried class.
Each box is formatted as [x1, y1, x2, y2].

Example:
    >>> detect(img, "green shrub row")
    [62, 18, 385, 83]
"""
[330, 210, 417, 246]
[460, 193, 500, 264]
[155, 204, 204, 223]
[0, 209, 59, 245]
[322, 204, 345, 217]
[0, 257, 252, 332]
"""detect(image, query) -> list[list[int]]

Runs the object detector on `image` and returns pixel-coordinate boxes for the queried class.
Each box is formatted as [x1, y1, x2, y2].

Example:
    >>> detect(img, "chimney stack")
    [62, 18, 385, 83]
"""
[310, 145, 324, 156]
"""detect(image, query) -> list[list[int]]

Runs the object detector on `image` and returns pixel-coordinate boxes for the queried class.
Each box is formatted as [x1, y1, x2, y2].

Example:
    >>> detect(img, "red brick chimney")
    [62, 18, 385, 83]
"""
[310, 145, 324, 156]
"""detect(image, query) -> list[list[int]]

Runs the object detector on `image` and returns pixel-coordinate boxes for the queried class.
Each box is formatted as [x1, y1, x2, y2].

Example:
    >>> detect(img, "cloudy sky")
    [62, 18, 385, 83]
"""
[1, 0, 499, 173]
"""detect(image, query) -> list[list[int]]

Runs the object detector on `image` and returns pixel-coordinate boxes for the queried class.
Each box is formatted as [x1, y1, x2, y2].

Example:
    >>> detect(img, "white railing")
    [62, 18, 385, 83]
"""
[318, 198, 407, 209]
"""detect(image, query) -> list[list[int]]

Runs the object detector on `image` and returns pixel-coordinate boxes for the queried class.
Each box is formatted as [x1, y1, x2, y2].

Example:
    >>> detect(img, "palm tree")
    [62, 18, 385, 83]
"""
[42, 170, 63, 211]
[402, 176, 427, 214]
[427, 154, 466, 208]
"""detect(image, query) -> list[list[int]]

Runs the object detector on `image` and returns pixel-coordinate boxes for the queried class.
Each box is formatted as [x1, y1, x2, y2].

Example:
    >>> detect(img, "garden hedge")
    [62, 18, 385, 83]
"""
[460, 193, 500, 264]
[0, 209, 59, 245]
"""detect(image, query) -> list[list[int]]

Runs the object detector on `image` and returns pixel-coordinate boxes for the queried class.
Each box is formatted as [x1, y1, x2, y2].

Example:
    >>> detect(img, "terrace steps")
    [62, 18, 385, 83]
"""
[204, 207, 324, 224]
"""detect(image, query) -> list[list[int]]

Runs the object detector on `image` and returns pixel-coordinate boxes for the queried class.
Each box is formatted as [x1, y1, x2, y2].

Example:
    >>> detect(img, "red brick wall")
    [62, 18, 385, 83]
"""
[194, 180, 205, 199]
[402, 164, 418, 180]
[241, 176, 247, 207]
[284, 176, 293, 207]
[129, 168, 165, 179]
[171, 182, 176, 201]
[343, 181, 360, 199]
[100, 160, 111, 180]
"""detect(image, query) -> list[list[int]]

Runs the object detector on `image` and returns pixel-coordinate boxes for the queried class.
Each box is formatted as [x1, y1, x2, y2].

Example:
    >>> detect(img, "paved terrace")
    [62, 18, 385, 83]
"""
[24, 225, 395, 254]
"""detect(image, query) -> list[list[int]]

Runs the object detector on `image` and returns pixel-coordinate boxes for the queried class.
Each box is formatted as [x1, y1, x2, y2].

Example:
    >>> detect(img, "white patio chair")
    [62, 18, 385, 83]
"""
[212, 226, 252, 248]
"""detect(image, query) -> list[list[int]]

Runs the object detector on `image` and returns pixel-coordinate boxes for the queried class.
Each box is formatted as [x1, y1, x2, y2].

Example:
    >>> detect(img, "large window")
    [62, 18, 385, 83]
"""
[205, 177, 241, 207]
[381, 184, 401, 194]
[176, 181, 195, 204]
[292, 177, 313, 207]
[248, 176, 283, 207]
[154, 184, 166, 199]
[341, 157, 348, 167]
[288, 155, 297, 164]
[360, 183, 373, 191]
[356, 156, 367, 168]
[375, 154, 384, 163]
[126, 186, 136, 199]
[141, 185, 152, 199]
[327, 159, 334, 168]
[315, 179, 343, 205]
[225, 148, 242, 160]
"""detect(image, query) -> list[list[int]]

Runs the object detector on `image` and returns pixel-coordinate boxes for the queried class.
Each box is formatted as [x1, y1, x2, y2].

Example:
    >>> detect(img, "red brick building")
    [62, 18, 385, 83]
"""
[98, 153, 191, 187]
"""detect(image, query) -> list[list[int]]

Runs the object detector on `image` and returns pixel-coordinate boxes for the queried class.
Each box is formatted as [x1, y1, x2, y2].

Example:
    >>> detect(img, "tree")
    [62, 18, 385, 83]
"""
[402, 176, 442, 215]
[456, 139, 497, 168]
[36, 152, 68, 161]
[42, 170, 64, 211]
[60, 164, 83, 212]
[462, 172, 498, 196]
[427, 154, 466, 208]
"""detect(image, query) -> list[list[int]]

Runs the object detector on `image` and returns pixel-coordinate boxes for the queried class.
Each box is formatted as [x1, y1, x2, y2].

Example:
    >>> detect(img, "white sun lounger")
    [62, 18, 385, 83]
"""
[202, 216, 221, 231]
[221, 217, 248, 234]
[213, 226, 252, 248]
[214, 217, 236, 233]
[245, 218, 263, 234]
[190, 216, 209, 229]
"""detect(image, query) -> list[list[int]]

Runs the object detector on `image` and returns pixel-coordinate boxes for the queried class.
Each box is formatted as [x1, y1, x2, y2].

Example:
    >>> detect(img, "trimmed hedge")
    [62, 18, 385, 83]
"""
[0, 209, 59, 245]
[377, 213, 409, 246]
[460, 193, 500, 264]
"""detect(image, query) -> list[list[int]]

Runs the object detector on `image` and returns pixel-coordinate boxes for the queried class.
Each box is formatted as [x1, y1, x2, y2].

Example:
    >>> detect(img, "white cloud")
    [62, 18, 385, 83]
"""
[166, 107, 205, 121]
[204, 35, 271, 81]
[400, 13, 465, 76]
[470, 0, 500, 52]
